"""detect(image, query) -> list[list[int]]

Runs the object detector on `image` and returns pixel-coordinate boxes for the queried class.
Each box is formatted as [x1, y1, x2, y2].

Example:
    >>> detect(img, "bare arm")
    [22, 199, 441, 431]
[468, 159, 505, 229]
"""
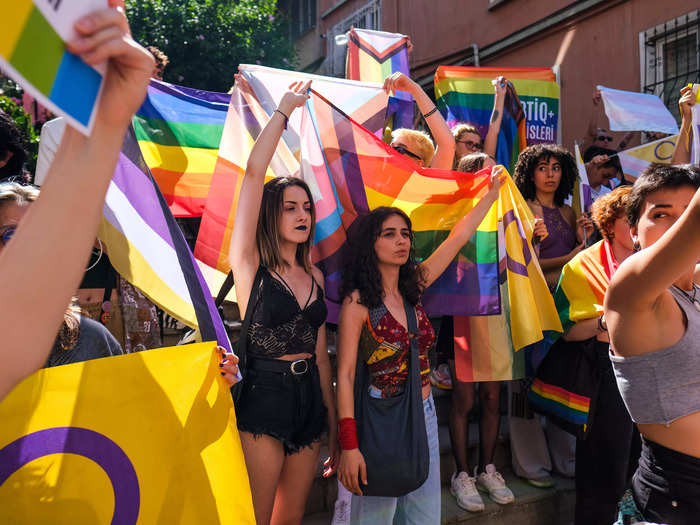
[538, 247, 583, 272]
[420, 169, 503, 288]
[585, 89, 603, 145]
[312, 269, 338, 476]
[0, 4, 153, 400]
[483, 76, 506, 159]
[336, 294, 369, 495]
[671, 85, 695, 165]
[383, 73, 455, 170]
[229, 80, 310, 315]
[562, 317, 600, 342]
[606, 186, 700, 320]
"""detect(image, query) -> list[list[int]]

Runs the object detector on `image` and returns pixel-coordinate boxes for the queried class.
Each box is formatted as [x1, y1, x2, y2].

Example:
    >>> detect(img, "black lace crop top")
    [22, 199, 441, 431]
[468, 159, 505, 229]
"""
[246, 267, 327, 358]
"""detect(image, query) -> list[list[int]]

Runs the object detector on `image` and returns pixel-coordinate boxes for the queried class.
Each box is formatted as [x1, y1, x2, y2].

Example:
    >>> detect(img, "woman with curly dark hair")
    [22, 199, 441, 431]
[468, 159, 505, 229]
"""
[336, 168, 504, 524]
[513, 144, 594, 289]
[0, 111, 28, 183]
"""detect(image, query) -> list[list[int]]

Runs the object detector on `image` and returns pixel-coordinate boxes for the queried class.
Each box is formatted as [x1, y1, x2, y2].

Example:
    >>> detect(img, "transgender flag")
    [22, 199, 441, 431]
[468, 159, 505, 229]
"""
[99, 127, 230, 350]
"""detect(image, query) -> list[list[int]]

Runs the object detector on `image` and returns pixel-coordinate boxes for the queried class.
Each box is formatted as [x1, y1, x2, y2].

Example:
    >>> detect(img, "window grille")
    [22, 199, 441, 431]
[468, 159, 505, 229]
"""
[322, 0, 381, 77]
[640, 10, 699, 124]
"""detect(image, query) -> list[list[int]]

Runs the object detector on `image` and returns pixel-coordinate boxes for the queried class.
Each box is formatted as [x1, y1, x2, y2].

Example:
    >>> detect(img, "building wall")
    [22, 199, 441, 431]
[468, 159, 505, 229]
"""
[292, 0, 696, 149]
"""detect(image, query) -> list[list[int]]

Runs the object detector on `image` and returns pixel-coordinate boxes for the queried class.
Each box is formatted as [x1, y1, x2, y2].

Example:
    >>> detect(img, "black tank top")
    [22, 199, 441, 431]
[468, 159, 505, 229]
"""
[246, 267, 327, 359]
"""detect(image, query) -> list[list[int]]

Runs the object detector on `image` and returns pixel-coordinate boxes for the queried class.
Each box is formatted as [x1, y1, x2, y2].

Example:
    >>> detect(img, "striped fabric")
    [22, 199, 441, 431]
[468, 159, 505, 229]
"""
[194, 67, 389, 291]
[99, 126, 231, 350]
[345, 28, 413, 133]
[301, 89, 501, 321]
[134, 80, 231, 217]
[435, 66, 530, 173]
[529, 377, 590, 426]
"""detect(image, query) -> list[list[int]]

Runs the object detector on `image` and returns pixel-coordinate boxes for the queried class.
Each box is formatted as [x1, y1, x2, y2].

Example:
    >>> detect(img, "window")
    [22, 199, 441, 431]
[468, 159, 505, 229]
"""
[322, 0, 381, 77]
[640, 10, 699, 123]
[281, 0, 317, 39]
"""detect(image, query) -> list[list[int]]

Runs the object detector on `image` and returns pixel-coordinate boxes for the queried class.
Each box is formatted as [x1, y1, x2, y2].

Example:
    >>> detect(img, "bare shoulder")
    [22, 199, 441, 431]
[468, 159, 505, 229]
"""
[311, 266, 325, 289]
[340, 291, 368, 319]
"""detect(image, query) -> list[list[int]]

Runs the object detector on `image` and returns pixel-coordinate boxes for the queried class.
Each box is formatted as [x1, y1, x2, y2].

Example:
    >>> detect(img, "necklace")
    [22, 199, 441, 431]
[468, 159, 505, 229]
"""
[673, 284, 700, 312]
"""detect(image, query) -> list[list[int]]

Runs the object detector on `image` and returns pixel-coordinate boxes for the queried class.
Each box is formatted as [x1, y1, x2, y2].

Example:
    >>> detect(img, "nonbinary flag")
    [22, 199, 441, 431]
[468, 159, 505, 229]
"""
[100, 127, 231, 350]
[134, 80, 231, 217]
[0, 342, 254, 524]
[598, 85, 679, 135]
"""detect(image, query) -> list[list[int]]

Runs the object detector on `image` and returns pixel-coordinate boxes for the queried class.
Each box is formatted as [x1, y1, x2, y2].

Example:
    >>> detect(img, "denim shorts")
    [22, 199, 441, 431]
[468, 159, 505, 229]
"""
[236, 358, 327, 455]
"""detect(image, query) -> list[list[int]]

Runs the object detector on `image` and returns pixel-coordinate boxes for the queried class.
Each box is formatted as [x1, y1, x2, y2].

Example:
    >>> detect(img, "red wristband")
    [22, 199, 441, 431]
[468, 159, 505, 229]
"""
[338, 417, 359, 450]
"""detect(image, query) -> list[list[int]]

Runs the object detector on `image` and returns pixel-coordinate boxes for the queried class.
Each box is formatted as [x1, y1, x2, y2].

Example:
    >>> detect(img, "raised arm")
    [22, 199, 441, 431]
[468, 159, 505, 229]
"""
[671, 85, 695, 165]
[228, 80, 310, 314]
[383, 73, 455, 170]
[336, 294, 368, 495]
[585, 89, 604, 146]
[483, 76, 507, 159]
[606, 186, 700, 316]
[420, 168, 504, 288]
[0, 3, 153, 400]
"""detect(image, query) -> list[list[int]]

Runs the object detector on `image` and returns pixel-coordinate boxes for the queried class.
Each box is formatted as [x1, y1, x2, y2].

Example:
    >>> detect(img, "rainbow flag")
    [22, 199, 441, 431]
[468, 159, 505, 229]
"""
[134, 80, 231, 217]
[301, 89, 502, 320]
[99, 126, 231, 350]
[346, 28, 413, 133]
[435, 66, 530, 172]
[0, 342, 254, 524]
[194, 67, 389, 291]
[554, 239, 617, 332]
[0, 1, 104, 134]
[527, 240, 619, 430]
[452, 179, 562, 381]
[618, 135, 678, 180]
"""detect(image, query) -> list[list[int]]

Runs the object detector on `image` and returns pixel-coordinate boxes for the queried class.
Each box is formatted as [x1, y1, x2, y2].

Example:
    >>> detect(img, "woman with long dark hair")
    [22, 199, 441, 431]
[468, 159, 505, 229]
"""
[336, 168, 503, 524]
[229, 80, 336, 525]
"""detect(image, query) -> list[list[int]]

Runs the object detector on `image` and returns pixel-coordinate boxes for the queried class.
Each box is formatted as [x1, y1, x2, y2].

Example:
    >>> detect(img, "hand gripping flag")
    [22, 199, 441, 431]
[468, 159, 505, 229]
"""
[0, 343, 254, 524]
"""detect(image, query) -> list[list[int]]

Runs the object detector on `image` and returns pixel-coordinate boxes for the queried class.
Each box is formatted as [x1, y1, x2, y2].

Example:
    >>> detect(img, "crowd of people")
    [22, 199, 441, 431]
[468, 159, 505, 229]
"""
[0, 3, 698, 525]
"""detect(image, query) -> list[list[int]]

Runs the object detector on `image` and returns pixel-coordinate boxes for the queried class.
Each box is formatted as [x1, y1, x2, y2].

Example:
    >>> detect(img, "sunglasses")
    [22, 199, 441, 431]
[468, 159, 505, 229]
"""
[596, 135, 613, 142]
[392, 144, 423, 163]
[0, 225, 17, 245]
[458, 139, 483, 150]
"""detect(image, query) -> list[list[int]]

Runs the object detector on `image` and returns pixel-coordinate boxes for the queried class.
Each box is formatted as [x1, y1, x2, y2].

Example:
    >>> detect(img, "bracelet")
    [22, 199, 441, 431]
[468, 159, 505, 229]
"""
[597, 314, 607, 332]
[338, 417, 359, 450]
[423, 106, 438, 119]
[274, 108, 289, 129]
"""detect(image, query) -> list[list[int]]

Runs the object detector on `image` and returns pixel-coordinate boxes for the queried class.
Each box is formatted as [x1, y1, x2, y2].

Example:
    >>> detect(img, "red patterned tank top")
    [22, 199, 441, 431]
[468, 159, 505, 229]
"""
[358, 302, 435, 398]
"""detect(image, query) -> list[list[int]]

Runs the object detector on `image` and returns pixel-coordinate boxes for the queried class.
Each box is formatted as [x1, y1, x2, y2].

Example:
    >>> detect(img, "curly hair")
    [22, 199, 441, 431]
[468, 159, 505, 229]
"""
[513, 144, 577, 207]
[0, 111, 28, 180]
[146, 46, 169, 80]
[340, 207, 426, 308]
[591, 186, 631, 241]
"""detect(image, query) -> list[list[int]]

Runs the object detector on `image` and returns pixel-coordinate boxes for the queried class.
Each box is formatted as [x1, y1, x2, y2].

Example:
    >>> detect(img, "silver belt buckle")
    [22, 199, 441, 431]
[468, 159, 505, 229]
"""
[290, 359, 309, 375]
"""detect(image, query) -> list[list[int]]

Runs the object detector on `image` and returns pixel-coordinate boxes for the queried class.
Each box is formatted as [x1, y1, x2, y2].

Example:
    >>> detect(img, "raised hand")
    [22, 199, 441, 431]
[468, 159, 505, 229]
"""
[679, 85, 696, 121]
[278, 80, 312, 116]
[382, 72, 416, 97]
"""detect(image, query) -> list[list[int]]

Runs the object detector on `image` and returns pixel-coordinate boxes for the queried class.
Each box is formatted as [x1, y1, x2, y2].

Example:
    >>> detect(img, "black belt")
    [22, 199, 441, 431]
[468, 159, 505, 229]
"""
[248, 356, 315, 376]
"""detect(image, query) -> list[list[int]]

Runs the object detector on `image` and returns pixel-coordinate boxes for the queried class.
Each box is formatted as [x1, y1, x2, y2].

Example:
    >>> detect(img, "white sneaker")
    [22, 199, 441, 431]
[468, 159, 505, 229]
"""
[476, 464, 515, 504]
[450, 471, 485, 512]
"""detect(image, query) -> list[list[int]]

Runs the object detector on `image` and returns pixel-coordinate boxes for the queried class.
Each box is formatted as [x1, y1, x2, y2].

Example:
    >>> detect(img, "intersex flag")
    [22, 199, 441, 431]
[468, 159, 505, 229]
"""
[301, 89, 501, 321]
[0, 343, 254, 524]
[528, 240, 619, 430]
[100, 127, 230, 349]
[134, 80, 231, 217]
[452, 179, 562, 382]
[435, 66, 530, 172]
[345, 28, 414, 133]
[618, 134, 678, 180]
[194, 66, 389, 290]
[598, 85, 679, 135]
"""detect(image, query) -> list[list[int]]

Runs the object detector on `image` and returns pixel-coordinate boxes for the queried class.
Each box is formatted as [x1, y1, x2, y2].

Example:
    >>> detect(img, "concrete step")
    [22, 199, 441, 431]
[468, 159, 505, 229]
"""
[303, 472, 575, 525]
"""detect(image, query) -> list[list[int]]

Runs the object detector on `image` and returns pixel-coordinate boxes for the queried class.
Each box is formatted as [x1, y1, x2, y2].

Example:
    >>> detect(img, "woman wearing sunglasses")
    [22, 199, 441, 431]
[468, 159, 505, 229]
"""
[382, 72, 455, 169]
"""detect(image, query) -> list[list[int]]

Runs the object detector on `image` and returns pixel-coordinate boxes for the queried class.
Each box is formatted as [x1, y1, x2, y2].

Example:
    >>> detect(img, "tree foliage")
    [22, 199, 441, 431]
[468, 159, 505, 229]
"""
[125, 0, 296, 93]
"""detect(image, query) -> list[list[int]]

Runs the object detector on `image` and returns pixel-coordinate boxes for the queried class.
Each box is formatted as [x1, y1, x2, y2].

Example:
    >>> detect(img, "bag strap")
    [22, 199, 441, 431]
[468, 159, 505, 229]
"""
[236, 266, 265, 365]
[402, 299, 421, 374]
[215, 271, 234, 308]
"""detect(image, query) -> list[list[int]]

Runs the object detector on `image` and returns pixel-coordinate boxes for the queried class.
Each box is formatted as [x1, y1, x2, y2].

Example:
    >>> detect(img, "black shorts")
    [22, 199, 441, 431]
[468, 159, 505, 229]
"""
[236, 357, 327, 455]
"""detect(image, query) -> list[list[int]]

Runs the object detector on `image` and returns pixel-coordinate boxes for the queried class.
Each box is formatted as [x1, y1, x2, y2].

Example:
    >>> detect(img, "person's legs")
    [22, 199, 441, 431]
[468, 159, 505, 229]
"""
[447, 360, 475, 473]
[350, 493, 397, 524]
[394, 395, 441, 525]
[477, 381, 500, 472]
[508, 380, 552, 482]
[545, 419, 576, 478]
[239, 432, 286, 525]
[271, 442, 322, 525]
